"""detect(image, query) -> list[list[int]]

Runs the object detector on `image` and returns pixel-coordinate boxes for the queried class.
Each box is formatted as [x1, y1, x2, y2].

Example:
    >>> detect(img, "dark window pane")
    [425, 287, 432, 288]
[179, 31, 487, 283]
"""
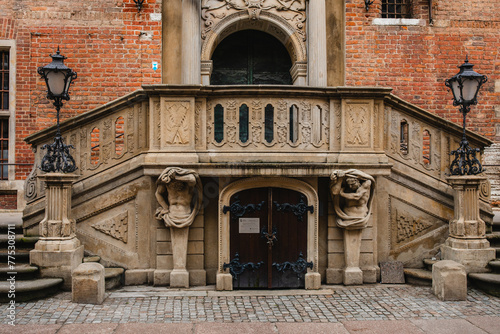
[265, 104, 274, 143]
[214, 104, 224, 143]
[239, 104, 249, 143]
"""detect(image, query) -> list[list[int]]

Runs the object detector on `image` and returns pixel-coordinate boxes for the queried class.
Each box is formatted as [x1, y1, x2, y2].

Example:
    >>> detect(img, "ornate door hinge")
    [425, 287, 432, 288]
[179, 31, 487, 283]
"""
[223, 253, 264, 280]
[272, 252, 313, 277]
[223, 196, 265, 219]
[274, 195, 313, 222]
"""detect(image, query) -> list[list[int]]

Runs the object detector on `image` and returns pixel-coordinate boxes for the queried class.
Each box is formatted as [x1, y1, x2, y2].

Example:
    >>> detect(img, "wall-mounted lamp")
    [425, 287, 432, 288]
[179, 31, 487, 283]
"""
[134, 0, 145, 13]
[365, 0, 374, 11]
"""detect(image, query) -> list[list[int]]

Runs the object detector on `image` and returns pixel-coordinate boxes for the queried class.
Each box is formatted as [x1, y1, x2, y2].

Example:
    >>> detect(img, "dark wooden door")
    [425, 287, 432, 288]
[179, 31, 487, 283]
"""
[227, 187, 310, 289]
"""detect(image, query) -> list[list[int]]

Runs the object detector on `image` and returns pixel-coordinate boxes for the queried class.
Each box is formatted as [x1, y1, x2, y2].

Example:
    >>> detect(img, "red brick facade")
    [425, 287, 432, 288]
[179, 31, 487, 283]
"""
[0, 193, 17, 210]
[0, 0, 499, 208]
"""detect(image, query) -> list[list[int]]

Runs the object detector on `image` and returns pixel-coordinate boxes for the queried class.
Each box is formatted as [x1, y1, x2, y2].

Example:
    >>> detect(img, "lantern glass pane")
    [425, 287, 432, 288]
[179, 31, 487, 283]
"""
[462, 78, 479, 102]
[46, 71, 66, 96]
[451, 80, 461, 102]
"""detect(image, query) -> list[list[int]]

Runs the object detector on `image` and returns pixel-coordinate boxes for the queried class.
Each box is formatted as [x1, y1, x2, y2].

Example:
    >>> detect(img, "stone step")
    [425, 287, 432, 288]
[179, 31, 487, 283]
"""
[486, 232, 500, 245]
[0, 278, 63, 302]
[0, 249, 31, 263]
[0, 263, 39, 280]
[468, 273, 500, 297]
[423, 258, 438, 271]
[0, 221, 22, 231]
[0, 235, 39, 246]
[105, 267, 125, 290]
[83, 255, 101, 263]
[403, 268, 432, 286]
[489, 260, 500, 273]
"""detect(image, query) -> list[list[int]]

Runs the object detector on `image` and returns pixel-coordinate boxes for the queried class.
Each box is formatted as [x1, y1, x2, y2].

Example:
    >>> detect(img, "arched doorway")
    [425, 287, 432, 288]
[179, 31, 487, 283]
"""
[210, 30, 293, 85]
[217, 177, 320, 291]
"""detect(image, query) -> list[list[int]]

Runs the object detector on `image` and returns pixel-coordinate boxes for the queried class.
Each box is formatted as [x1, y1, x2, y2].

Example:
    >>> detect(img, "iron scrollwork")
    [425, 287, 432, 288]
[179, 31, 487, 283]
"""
[261, 226, 278, 247]
[223, 253, 264, 280]
[223, 196, 265, 219]
[274, 195, 313, 222]
[272, 252, 313, 277]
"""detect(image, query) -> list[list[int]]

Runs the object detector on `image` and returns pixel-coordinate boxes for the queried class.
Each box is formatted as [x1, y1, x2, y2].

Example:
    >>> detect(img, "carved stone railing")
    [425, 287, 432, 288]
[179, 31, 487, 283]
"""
[24, 86, 491, 206]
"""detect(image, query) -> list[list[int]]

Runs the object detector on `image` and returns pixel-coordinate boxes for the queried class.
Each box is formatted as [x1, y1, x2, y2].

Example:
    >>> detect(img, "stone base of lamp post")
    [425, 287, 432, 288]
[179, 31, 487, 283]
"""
[30, 173, 83, 290]
[441, 176, 495, 273]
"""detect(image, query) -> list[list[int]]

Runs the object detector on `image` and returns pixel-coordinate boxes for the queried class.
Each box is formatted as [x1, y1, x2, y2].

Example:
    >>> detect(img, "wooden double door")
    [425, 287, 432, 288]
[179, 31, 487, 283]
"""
[224, 187, 312, 289]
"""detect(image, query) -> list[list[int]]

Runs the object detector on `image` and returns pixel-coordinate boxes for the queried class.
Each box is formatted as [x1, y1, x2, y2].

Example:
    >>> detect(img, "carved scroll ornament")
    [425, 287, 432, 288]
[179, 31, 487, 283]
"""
[201, 0, 306, 40]
[155, 167, 203, 229]
[330, 169, 375, 230]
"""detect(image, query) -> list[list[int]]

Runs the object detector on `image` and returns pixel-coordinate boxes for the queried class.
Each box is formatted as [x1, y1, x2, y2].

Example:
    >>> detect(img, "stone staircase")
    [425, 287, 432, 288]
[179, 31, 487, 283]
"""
[469, 213, 500, 297]
[0, 221, 125, 302]
[0, 221, 62, 302]
[403, 258, 435, 286]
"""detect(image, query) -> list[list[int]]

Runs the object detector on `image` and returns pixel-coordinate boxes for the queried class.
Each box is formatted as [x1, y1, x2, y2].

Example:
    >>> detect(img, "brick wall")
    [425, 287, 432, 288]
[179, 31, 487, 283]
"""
[0, 193, 17, 210]
[345, 0, 500, 141]
[0, 0, 162, 179]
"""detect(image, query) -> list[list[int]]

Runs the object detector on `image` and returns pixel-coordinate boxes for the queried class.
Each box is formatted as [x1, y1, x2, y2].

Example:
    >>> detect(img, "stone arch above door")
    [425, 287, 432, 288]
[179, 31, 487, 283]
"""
[216, 177, 320, 290]
[201, 11, 307, 85]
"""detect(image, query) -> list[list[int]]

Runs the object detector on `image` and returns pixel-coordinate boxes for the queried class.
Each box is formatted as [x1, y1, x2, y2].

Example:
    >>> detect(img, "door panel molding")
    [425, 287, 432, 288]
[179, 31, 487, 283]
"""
[217, 177, 319, 290]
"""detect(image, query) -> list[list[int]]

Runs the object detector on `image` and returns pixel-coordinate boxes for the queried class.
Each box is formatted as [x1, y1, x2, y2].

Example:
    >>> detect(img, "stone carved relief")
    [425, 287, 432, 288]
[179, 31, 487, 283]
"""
[155, 167, 203, 229]
[91, 211, 129, 243]
[330, 169, 375, 230]
[410, 122, 421, 163]
[201, 0, 306, 40]
[345, 104, 370, 147]
[163, 102, 190, 145]
[207, 98, 329, 150]
[389, 196, 447, 251]
[25, 167, 37, 201]
[395, 209, 432, 243]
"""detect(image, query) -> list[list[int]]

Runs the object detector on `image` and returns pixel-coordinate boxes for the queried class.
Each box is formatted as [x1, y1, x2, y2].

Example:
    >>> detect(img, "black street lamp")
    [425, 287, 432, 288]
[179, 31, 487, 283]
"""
[445, 56, 488, 176]
[37, 48, 78, 173]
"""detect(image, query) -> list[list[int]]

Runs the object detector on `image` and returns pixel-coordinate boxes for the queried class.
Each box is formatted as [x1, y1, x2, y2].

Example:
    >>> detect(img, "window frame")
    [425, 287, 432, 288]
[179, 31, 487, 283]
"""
[0, 41, 15, 182]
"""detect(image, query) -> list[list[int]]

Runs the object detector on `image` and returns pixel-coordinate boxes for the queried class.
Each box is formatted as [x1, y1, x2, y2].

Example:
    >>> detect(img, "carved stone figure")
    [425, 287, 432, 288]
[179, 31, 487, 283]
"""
[155, 167, 202, 229]
[154, 167, 203, 288]
[330, 169, 375, 230]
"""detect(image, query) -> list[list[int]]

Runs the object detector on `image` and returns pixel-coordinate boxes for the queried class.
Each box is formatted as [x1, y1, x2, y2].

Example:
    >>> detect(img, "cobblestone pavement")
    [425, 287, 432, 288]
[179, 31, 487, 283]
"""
[2, 285, 500, 333]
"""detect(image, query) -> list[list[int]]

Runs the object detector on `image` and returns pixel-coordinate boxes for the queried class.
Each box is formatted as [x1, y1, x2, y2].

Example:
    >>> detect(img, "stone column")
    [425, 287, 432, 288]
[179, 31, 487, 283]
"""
[343, 229, 363, 285]
[181, 0, 201, 84]
[308, 0, 327, 87]
[441, 176, 495, 273]
[30, 173, 84, 290]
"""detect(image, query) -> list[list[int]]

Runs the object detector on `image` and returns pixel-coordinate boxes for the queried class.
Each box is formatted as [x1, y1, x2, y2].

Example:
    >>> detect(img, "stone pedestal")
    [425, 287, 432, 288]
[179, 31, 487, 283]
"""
[343, 229, 363, 285]
[432, 260, 467, 301]
[30, 174, 83, 290]
[170, 227, 190, 288]
[216, 273, 233, 291]
[72, 263, 105, 304]
[441, 177, 495, 273]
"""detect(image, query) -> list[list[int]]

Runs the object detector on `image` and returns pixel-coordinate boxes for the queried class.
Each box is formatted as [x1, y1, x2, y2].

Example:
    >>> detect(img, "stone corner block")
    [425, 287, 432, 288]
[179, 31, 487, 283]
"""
[216, 273, 233, 291]
[72, 262, 105, 304]
[305, 272, 321, 290]
[432, 260, 467, 301]
[344, 267, 363, 285]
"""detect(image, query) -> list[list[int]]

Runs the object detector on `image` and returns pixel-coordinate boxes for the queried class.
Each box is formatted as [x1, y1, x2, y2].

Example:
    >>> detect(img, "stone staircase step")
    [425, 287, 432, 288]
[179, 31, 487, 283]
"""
[105, 267, 124, 290]
[0, 263, 38, 280]
[0, 235, 39, 246]
[0, 278, 63, 302]
[404, 268, 432, 286]
[489, 260, 500, 273]
[0, 221, 22, 230]
[0, 249, 31, 263]
[469, 273, 500, 297]
[83, 255, 101, 263]
[423, 258, 438, 271]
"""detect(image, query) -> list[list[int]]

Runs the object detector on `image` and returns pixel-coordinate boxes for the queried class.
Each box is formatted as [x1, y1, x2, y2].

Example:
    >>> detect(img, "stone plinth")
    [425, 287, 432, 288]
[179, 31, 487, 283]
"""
[343, 229, 363, 285]
[432, 260, 467, 301]
[72, 263, 105, 304]
[30, 173, 83, 290]
[441, 177, 495, 273]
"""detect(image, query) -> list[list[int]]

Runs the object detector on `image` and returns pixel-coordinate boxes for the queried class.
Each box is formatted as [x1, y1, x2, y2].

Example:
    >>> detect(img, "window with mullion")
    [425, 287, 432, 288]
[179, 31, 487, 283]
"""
[0, 119, 8, 180]
[0, 51, 9, 111]
[381, 0, 412, 18]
